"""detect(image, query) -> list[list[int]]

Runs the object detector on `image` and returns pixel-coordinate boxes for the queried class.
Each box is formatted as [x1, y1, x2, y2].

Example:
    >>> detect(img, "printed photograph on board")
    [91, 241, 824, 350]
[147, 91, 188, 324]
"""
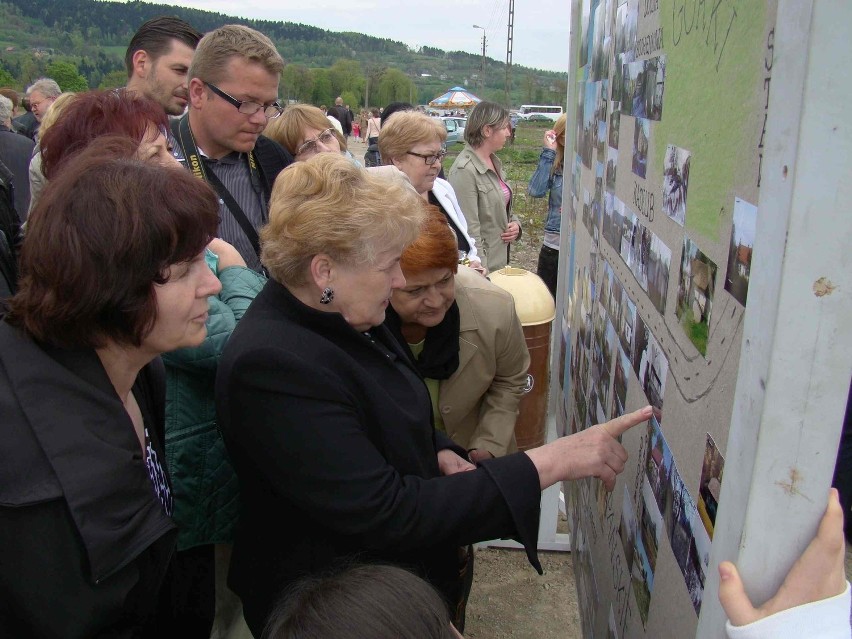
[725, 197, 757, 306]
[646, 233, 672, 315]
[643, 56, 666, 121]
[590, 0, 608, 81]
[613, 344, 630, 418]
[609, 107, 620, 149]
[619, 485, 637, 572]
[670, 468, 705, 615]
[606, 147, 618, 194]
[632, 315, 668, 418]
[698, 433, 725, 539]
[646, 416, 674, 533]
[616, 291, 636, 356]
[614, 0, 637, 64]
[662, 144, 691, 226]
[676, 237, 717, 356]
[632, 117, 650, 178]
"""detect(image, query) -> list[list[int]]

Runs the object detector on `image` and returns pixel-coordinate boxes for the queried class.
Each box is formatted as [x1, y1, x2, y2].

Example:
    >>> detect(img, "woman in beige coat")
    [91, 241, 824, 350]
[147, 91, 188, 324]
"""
[448, 101, 522, 273]
[386, 206, 530, 461]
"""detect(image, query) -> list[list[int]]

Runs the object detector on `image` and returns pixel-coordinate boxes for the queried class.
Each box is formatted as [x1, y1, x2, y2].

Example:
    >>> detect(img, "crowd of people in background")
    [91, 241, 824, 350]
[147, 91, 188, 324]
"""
[0, 14, 849, 639]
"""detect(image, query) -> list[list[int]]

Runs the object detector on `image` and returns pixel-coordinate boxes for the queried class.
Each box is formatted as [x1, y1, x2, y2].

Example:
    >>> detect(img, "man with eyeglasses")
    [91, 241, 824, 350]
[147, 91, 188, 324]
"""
[172, 24, 293, 272]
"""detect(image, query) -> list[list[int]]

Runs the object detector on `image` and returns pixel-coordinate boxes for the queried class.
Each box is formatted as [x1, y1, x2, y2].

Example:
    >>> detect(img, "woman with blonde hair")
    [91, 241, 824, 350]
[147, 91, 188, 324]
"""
[216, 152, 652, 635]
[528, 113, 567, 297]
[448, 101, 521, 273]
[265, 103, 359, 165]
[379, 110, 484, 274]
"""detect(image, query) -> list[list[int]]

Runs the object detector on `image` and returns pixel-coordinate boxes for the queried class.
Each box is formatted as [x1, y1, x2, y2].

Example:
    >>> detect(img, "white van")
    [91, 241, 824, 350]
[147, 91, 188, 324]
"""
[517, 105, 564, 122]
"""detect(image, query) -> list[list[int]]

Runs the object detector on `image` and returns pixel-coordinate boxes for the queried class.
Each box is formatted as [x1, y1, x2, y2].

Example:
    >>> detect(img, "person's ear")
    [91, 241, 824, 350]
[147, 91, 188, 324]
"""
[131, 50, 150, 79]
[188, 78, 207, 109]
[310, 253, 334, 290]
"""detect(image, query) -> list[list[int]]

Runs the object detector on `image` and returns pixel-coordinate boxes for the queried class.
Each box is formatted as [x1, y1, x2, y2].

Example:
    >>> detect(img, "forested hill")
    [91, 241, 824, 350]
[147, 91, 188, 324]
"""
[0, 0, 568, 106]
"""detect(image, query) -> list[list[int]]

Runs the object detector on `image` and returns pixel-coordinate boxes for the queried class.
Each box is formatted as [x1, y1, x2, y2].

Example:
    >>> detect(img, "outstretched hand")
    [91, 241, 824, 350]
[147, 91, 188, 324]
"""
[719, 488, 847, 627]
[526, 405, 653, 490]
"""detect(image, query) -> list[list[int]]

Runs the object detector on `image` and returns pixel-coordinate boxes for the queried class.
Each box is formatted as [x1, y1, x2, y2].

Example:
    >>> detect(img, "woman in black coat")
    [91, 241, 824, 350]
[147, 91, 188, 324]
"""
[0, 141, 221, 637]
[216, 153, 651, 635]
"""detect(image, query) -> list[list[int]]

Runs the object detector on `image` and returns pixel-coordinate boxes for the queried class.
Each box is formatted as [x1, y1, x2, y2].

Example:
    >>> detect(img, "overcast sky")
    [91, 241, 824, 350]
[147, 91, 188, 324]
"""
[158, 0, 571, 73]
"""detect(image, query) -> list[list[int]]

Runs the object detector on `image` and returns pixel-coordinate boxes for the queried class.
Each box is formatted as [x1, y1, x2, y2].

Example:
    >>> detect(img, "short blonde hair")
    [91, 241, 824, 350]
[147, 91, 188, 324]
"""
[38, 92, 77, 136]
[262, 154, 425, 287]
[378, 111, 446, 164]
[265, 104, 347, 156]
[189, 25, 284, 85]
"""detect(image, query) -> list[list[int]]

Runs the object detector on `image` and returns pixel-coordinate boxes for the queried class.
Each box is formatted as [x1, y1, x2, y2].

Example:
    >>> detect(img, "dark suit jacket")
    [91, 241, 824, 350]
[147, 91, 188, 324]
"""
[0, 126, 35, 218]
[216, 279, 542, 634]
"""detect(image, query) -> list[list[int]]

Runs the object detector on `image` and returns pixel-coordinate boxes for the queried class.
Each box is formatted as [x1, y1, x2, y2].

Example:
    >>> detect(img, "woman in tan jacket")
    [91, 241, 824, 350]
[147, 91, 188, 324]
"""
[448, 101, 522, 273]
[386, 206, 530, 461]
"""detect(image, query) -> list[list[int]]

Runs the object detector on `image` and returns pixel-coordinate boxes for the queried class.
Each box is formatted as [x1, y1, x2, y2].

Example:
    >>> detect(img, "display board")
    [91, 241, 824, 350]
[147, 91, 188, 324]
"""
[550, 0, 852, 637]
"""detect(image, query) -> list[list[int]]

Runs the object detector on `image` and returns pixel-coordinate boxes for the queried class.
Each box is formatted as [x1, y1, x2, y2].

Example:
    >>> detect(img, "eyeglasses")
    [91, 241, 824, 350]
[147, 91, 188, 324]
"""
[203, 81, 283, 119]
[406, 149, 447, 166]
[296, 128, 338, 156]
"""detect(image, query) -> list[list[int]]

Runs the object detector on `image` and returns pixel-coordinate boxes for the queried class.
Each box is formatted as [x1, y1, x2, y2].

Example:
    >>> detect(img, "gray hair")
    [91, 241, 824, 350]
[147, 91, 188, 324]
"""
[27, 78, 62, 99]
[0, 95, 12, 122]
[464, 100, 510, 147]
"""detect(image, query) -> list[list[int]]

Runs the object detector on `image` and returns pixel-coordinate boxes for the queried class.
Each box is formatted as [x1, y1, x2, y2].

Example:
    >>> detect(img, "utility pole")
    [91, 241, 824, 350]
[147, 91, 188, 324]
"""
[473, 25, 486, 94]
[505, 0, 514, 108]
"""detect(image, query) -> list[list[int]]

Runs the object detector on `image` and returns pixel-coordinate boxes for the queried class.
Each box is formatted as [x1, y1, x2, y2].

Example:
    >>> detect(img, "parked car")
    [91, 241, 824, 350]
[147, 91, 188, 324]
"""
[440, 116, 467, 145]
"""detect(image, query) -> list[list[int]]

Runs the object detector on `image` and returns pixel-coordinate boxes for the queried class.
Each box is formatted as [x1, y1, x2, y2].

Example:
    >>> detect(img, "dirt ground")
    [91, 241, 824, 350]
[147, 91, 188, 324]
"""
[466, 546, 579, 639]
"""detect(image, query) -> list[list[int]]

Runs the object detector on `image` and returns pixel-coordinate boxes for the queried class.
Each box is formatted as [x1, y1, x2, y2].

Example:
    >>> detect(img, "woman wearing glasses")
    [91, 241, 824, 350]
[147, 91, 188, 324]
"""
[378, 111, 485, 275]
[265, 104, 361, 165]
[448, 101, 521, 274]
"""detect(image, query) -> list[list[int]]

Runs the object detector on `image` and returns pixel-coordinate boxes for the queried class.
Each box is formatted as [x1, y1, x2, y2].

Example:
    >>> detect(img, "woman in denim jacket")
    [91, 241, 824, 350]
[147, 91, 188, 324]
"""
[528, 114, 566, 298]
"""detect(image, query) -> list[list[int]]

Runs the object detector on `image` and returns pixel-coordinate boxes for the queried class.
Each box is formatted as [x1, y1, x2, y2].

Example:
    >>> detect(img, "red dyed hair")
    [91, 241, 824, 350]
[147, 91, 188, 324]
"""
[400, 205, 459, 277]
[40, 89, 169, 180]
[9, 138, 219, 348]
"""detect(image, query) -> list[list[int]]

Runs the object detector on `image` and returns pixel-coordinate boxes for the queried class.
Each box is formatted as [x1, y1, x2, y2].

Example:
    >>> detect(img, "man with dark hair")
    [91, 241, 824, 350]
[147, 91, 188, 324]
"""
[327, 96, 352, 139]
[0, 95, 34, 218]
[125, 16, 203, 116]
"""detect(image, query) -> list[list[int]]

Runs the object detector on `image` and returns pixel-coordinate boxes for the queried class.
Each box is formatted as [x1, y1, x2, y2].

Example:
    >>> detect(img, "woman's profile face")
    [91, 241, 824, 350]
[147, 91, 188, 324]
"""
[483, 119, 511, 152]
[329, 247, 407, 332]
[138, 124, 180, 168]
[296, 126, 341, 160]
[141, 250, 221, 354]
[391, 267, 455, 329]
[392, 137, 445, 195]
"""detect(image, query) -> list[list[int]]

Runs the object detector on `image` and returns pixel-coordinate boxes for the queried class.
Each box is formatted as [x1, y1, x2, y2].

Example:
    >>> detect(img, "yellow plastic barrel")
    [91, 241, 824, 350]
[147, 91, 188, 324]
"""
[489, 267, 556, 451]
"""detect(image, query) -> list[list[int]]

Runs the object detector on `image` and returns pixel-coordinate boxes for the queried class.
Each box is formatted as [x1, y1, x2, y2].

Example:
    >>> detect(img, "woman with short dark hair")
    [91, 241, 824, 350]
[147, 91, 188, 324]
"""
[0, 142, 221, 637]
[448, 101, 522, 273]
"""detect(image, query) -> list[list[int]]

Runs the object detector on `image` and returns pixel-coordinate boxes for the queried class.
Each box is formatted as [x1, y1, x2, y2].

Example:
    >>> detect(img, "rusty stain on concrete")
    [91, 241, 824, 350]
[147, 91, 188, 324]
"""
[813, 277, 837, 297]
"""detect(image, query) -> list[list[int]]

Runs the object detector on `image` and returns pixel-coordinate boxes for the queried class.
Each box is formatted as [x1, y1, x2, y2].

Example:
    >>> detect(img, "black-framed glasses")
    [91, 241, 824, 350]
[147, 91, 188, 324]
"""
[297, 128, 338, 156]
[203, 81, 283, 119]
[406, 149, 447, 166]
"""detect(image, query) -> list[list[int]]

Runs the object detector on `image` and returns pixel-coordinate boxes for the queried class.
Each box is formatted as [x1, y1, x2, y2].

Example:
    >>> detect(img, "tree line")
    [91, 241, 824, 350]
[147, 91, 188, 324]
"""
[0, 0, 567, 107]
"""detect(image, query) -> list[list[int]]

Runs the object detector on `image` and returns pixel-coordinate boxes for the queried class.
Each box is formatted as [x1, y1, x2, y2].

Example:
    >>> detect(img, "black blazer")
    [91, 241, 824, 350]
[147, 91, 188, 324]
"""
[216, 279, 543, 634]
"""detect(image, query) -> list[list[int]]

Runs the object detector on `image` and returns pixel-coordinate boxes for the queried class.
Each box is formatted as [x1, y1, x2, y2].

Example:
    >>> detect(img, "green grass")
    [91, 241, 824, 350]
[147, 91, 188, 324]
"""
[677, 306, 709, 356]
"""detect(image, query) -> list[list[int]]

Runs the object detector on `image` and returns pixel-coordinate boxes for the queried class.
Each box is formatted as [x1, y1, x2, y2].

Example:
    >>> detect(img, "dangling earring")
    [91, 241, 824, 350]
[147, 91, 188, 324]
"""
[320, 287, 334, 304]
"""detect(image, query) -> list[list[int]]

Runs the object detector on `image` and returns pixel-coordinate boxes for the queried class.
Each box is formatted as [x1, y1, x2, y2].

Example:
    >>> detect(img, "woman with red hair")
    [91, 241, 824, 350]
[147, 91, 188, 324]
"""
[28, 89, 177, 211]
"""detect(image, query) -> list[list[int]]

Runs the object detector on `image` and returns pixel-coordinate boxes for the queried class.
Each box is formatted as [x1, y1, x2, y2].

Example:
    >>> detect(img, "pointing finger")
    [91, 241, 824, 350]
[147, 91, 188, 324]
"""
[602, 405, 653, 439]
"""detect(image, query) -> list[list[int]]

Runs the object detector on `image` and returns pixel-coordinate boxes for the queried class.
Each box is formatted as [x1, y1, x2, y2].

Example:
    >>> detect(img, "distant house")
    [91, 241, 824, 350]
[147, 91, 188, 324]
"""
[736, 244, 752, 277]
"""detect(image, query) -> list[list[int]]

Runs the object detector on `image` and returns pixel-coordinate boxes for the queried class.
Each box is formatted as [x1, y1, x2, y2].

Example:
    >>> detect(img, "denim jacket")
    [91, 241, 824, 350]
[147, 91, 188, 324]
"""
[527, 148, 563, 234]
